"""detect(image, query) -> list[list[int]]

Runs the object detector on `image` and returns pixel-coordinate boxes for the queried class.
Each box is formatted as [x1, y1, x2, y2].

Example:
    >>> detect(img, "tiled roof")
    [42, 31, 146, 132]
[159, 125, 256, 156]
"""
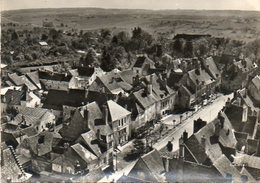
[244, 167, 260, 180]
[95, 125, 113, 136]
[8, 73, 25, 86]
[107, 100, 131, 121]
[127, 158, 160, 182]
[26, 71, 41, 89]
[213, 154, 241, 180]
[141, 149, 165, 175]
[233, 152, 260, 169]
[188, 68, 215, 86]
[72, 168, 105, 182]
[8, 73, 37, 90]
[85, 102, 103, 129]
[239, 166, 256, 182]
[184, 135, 211, 165]
[167, 158, 222, 182]
[13, 107, 54, 126]
[20, 131, 54, 156]
[247, 139, 259, 155]
[71, 143, 97, 164]
[42, 89, 88, 110]
[119, 69, 136, 85]
[39, 70, 72, 82]
[78, 130, 102, 157]
[1, 148, 31, 182]
[255, 124, 260, 139]
[3, 89, 24, 105]
[133, 56, 154, 68]
[133, 89, 157, 109]
[251, 75, 260, 90]
[203, 56, 221, 79]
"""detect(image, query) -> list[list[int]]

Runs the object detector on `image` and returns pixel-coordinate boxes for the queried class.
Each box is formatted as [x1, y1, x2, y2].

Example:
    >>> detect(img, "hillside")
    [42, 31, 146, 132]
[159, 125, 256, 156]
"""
[2, 8, 260, 41]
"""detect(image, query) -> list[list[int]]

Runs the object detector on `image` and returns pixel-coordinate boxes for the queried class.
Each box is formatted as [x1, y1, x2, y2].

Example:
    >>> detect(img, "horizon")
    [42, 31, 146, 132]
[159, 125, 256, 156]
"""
[2, 6, 260, 13]
[2, 0, 260, 11]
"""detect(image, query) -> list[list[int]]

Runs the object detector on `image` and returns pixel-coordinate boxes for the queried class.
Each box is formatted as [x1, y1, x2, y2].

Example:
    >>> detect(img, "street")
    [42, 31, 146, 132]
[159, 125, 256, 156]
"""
[153, 93, 233, 151]
[100, 93, 233, 182]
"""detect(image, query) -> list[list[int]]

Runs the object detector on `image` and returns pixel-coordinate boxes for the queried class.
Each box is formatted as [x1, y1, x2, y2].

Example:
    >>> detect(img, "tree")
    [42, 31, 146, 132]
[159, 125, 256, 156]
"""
[11, 31, 19, 41]
[41, 34, 48, 41]
[100, 29, 112, 43]
[184, 41, 193, 58]
[49, 28, 59, 40]
[173, 39, 182, 53]
[84, 48, 97, 66]
[100, 47, 115, 72]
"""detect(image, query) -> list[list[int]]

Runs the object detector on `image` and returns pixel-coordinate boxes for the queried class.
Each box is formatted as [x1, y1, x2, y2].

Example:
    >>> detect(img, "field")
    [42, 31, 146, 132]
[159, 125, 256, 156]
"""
[2, 8, 260, 42]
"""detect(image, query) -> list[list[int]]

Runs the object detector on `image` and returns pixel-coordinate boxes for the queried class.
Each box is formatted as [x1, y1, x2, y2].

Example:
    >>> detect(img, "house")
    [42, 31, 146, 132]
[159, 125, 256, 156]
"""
[132, 55, 155, 76]
[202, 56, 221, 84]
[42, 89, 88, 111]
[1, 146, 32, 182]
[39, 41, 48, 47]
[163, 157, 222, 182]
[1, 86, 41, 109]
[117, 149, 165, 182]
[71, 168, 106, 182]
[248, 75, 260, 105]
[224, 89, 259, 139]
[52, 143, 99, 175]
[59, 108, 89, 141]
[17, 131, 56, 157]
[39, 70, 76, 91]
[106, 100, 131, 145]
[89, 71, 132, 96]
[26, 71, 42, 90]
[221, 57, 257, 92]
[123, 73, 176, 131]
[72, 67, 105, 89]
[7, 73, 38, 91]
[7, 107, 56, 133]
[42, 89, 115, 111]
[178, 113, 253, 182]
[179, 62, 217, 108]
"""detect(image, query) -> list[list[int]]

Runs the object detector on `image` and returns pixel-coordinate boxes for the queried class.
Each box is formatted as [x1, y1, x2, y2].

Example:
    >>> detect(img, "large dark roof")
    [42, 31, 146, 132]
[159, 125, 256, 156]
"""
[133, 56, 154, 68]
[77, 67, 95, 77]
[42, 89, 116, 110]
[39, 70, 72, 82]
[173, 34, 211, 40]
[42, 89, 87, 110]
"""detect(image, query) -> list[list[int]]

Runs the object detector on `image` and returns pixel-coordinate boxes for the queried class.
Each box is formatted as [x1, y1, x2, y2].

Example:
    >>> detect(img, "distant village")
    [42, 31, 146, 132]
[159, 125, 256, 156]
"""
[1, 22, 260, 182]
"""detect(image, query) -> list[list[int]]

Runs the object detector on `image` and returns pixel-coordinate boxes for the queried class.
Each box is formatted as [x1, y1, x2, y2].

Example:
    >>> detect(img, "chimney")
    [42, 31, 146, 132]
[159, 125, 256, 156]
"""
[201, 135, 206, 148]
[183, 130, 188, 142]
[243, 89, 247, 98]
[179, 136, 185, 159]
[2, 96, 6, 103]
[215, 121, 221, 136]
[84, 109, 89, 129]
[242, 105, 248, 122]
[148, 75, 153, 95]
[103, 105, 109, 125]
[165, 158, 170, 172]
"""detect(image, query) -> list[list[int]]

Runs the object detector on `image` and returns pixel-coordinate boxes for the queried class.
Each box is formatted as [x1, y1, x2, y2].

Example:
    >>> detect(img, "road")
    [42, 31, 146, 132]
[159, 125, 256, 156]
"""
[153, 93, 233, 151]
[99, 93, 233, 182]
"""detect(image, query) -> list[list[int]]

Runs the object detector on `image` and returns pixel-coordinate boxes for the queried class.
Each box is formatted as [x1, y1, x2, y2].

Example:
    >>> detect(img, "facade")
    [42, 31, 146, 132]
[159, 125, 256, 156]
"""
[248, 75, 260, 105]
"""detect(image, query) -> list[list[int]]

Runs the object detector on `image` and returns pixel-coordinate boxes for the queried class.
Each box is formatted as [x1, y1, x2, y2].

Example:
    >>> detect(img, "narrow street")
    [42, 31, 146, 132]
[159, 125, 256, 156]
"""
[153, 93, 233, 151]
[100, 93, 233, 182]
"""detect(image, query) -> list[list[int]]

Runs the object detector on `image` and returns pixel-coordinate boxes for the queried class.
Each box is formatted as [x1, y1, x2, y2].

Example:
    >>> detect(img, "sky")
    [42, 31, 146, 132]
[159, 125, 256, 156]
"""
[1, 0, 260, 11]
